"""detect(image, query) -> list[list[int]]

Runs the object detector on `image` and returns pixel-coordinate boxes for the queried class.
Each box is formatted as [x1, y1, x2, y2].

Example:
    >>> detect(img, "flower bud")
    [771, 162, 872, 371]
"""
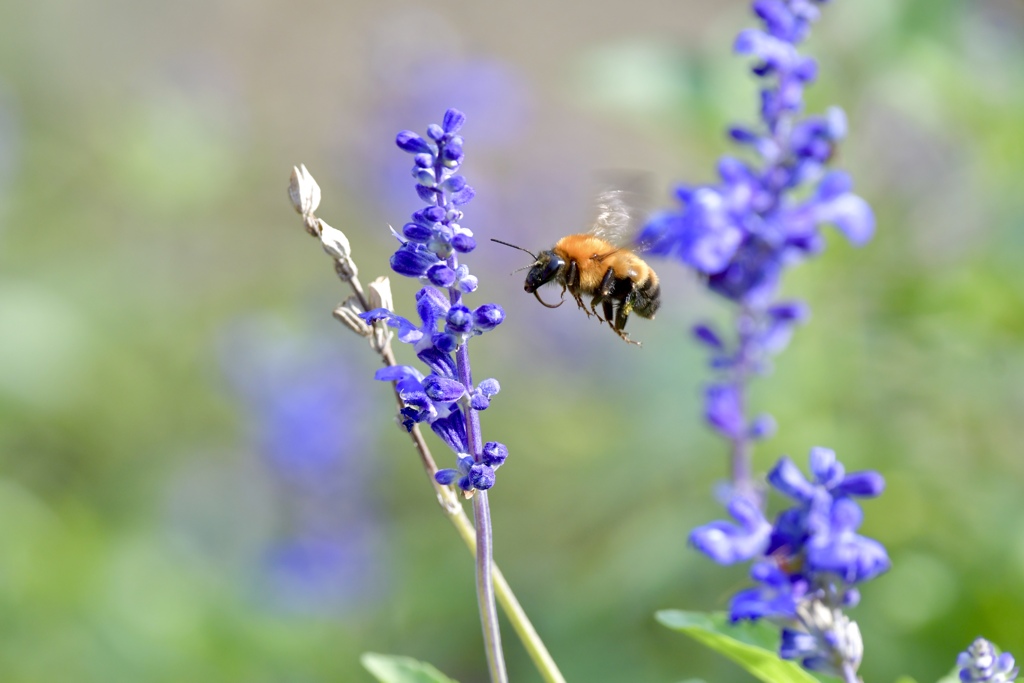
[427, 263, 457, 287]
[443, 109, 466, 134]
[473, 303, 504, 331]
[426, 123, 445, 141]
[482, 441, 508, 467]
[367, 277, 395, 352]
[368, 276, 393, 313]
[319, 219, 352, 262]
[288, 164, 321, 217]
[469, 463, 496, 490]
[333, 297, 371, 337]
[396, 131, 432, 154]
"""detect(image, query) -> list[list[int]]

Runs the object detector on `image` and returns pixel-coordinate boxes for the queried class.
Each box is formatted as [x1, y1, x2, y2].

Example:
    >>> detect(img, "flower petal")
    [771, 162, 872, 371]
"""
[704, 383, 745, 439]
[423, 376, 466, 402]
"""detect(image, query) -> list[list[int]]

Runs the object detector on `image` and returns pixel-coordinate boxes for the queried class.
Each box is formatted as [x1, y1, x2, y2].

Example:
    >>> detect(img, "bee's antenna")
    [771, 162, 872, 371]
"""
[490, 238, 538, 260]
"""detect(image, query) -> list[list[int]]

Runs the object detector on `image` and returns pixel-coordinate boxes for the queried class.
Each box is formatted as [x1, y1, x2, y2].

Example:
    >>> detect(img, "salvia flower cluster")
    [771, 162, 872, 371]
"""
[655, 3, 1021, 680]
[958, 638, 1019, 683]
[639, 0, 875, 490]
[691, 447, 888, 678]
[360, 109, 508, 492]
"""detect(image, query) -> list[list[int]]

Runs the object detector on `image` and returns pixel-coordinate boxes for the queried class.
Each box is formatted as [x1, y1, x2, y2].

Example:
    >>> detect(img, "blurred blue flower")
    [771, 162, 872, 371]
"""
[704, 383, 746, 440]
[730, 561, 806, 621]
[958, 638, 1019, 683]
[263, 531, 380, 616]
[671, 1, 887, 679]
[642, 0, 872, 306]
[691, 447, 887, 678]
[689, 496, 772, 564]
[218, 316, 385, 614]
[643, 0, 874, 485]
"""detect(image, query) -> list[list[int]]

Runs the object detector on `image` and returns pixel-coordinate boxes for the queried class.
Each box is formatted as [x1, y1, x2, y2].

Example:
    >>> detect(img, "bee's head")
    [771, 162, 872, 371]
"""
[524, 251, 564, 293]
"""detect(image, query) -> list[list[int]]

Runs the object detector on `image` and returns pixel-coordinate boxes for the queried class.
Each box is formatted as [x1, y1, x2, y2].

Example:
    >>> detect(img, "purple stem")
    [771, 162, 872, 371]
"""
[438, 144, 506, 680]
[451, 300, 506, 683]
[728, 306, 758, 502]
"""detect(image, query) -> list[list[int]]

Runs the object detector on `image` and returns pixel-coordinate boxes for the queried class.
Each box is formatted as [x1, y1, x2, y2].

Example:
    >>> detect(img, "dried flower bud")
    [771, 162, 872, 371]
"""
[335, 257, 358, 281]
[288, 164, 321, 218]
[368, 276, 393, 313]
[333, 297, 371, 337]
[366, 277, 395, 352]
[319, 219, 352, 262]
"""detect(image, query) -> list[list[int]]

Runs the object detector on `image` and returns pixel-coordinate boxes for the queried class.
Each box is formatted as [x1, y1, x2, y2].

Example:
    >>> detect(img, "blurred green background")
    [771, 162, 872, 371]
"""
[1, 0, 1023, 681]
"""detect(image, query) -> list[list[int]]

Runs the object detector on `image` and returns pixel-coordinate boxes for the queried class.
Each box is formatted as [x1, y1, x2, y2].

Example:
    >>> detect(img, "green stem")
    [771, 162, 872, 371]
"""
[446, 497, 566, 683]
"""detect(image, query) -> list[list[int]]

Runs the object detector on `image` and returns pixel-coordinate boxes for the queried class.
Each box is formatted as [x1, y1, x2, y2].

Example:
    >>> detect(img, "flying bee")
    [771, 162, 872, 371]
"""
[491, 187, 660, 346]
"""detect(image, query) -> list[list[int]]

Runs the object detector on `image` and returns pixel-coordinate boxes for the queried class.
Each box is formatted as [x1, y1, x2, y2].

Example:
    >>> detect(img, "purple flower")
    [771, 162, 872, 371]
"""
[729, 561, 806, 622]
[671, 2, 879, 680]
[804, 498, 890, 584]
[391, 241, 442, 278]
[481, 441, 508, 467]
[640, 0, 875, 484]
[704, 383, 746, 439]
[390, 118, 477, 270]
[430, 409, 470, 455]
[216, 318, 383, 613]
[640, 19, 873, 302]
[694, 448, 887, 678]
[698, 448, 888, 585]
[435, 442, 508, 492]
[373, 109, 508, 492]
[469, 378, 500, 411]
[779, 604, 864, 678]
[958, 638, 1019, 683]
[374, 364, 457, 431]
[689, 496, 772, 564]
[768, 447, 885, 504]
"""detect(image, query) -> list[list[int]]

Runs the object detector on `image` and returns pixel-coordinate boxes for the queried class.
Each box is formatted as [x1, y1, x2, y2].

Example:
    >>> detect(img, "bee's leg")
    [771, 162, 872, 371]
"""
[611, 289, 641, 346]
[602, 300, 614, 327]
[566, 260, 589, 315]
[589, 267, 618, 321]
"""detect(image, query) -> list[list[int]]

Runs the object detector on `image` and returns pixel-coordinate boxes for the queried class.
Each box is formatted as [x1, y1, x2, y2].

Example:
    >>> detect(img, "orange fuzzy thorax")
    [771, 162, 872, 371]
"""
[552, 234, 656, 291]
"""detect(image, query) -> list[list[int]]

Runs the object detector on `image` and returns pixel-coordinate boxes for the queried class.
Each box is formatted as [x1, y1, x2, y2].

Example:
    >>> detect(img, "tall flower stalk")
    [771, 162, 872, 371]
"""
[361, 109, 509, 682]
[643, 1, 881, 680]
[289, 111, 565, 683]
[641, 0, 875, 503]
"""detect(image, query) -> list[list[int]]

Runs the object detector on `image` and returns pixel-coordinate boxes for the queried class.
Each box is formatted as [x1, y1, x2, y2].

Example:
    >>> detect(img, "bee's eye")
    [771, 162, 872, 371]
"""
[537, 254, 563, 282]
[524, 253, 563, 292]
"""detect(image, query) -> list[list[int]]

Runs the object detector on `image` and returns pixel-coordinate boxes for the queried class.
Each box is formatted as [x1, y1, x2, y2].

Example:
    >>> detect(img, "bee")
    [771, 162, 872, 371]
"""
[491, 188, 660, 346]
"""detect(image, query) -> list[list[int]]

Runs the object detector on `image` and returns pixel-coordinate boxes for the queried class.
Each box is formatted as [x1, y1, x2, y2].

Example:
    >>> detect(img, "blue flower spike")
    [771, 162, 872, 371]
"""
[360, 109, 508, 494]
[642, 0, 877, 510]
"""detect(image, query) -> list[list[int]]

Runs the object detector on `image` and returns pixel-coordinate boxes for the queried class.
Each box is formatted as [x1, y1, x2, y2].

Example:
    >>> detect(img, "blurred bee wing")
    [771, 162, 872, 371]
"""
[587, 171, 654, 249]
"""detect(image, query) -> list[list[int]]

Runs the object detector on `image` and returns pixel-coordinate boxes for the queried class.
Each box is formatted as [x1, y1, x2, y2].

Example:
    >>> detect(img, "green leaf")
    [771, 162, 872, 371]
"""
[893, 677, 920, 683]
[360, 653, 459, 683]
[656, 610, 819, 683]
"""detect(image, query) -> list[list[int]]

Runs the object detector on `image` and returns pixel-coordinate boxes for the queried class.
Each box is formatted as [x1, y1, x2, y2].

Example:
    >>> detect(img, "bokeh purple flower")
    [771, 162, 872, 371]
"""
[958, 638, 1019, 683]
[218, 316, 384, 614]
[690, 447, 888, 678]
[641, 0, 876, 501]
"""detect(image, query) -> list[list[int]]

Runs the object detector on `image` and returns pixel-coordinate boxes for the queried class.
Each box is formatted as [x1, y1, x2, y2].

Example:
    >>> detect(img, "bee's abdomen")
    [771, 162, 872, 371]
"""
[632, 276, 661, 319]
